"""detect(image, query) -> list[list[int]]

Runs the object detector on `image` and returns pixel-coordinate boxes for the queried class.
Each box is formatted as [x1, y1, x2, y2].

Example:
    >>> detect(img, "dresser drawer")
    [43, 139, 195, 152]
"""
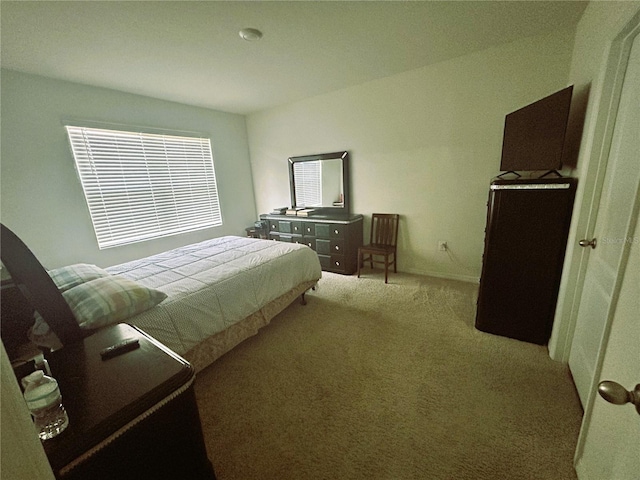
[330, 224, 346, 238]
[318, 253, 347, 272]
[315, 238, 330, 255]
[276, 221, 290, 234]
[276, 220, 303, 234]
[329, 254, 347, 272]
[315, 223, 346, 239]
[316, 238, 344, 255]
[331, 239, 345, 255]
[290, 222, 303, 235]
[303, 222, 316, 236]
[318, 254, 332, 270]
[315, 223, 330, 238]
[302, 237, 315, 249]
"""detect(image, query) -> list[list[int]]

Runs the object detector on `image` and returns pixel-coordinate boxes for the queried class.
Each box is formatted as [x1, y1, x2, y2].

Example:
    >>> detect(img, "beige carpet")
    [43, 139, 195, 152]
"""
[194, 272, 583, 480]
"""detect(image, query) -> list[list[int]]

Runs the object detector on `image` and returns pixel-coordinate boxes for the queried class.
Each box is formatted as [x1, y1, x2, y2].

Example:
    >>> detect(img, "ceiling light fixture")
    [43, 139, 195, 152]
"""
[239, 28, 263, 42]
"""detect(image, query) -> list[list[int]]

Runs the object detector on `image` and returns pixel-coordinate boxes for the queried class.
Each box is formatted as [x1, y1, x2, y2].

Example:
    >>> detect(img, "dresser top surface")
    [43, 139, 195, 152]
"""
[261, 213, 363, 224]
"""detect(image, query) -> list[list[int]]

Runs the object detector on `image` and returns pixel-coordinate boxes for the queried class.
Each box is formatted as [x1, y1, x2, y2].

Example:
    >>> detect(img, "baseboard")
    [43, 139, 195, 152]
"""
[402, 267, 480, 284]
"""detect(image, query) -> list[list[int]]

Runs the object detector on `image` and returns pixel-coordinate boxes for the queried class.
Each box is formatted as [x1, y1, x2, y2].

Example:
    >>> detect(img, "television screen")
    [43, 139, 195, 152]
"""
[500, 86, 573, 172]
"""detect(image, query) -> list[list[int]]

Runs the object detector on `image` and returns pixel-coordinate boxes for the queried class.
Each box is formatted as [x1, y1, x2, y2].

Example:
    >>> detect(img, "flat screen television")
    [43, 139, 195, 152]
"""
[500, 85, 573, 173]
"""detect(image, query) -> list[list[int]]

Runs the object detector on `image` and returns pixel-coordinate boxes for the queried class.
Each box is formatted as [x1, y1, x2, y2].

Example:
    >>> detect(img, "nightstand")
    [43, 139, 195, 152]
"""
[41, 323, 216, 480]
[245, 226, 268, 239]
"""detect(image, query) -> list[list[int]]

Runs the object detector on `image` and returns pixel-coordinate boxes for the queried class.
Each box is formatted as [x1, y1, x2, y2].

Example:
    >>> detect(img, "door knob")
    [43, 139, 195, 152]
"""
[579, 238, 597, 249]
[598, 381, 640, 415]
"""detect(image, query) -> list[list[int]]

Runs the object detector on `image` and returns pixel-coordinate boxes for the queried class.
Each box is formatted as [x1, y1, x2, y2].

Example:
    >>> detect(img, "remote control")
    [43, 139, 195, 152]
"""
[100, 338, 140, 360]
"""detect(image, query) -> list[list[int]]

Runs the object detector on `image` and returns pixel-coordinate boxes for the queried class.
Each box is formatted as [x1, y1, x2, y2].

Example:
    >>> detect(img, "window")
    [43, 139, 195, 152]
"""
[66, 125, 222, 249]
[292, 160, 322, 207]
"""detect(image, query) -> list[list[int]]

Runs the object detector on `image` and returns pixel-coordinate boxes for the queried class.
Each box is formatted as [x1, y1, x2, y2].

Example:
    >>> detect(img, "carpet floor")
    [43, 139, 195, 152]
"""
[194, 271, 583, 480]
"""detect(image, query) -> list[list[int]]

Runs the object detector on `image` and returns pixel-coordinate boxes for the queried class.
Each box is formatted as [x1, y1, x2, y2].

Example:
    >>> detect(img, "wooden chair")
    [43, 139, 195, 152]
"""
[357, 214, 399, 283]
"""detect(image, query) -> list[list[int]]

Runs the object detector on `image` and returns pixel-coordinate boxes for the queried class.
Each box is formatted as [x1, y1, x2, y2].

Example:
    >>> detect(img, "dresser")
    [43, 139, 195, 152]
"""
[260, 213, 363, 274]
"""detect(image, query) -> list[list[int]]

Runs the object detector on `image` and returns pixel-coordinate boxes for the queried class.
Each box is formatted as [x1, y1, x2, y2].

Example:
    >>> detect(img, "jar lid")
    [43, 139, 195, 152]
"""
[21, 369, 45, 388]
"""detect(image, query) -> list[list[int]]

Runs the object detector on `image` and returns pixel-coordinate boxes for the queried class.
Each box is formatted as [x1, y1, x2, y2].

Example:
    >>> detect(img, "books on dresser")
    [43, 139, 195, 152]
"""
[296, 209, 315, 217]
[284, 207, 316, 216]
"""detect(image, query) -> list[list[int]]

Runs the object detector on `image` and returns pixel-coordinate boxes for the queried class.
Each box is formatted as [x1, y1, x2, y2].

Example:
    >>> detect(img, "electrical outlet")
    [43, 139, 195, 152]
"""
[438, 241, 448, 252]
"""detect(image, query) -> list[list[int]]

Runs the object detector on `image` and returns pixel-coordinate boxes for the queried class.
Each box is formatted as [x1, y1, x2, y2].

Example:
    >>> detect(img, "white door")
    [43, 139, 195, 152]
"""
[575, 210, 640, 479]
[569, 22, 640, 479]
[568, 28, 640, 407]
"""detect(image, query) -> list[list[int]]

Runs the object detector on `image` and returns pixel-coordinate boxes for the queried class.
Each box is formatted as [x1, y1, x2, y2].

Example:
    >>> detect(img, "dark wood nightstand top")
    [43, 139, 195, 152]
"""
[42, 323, 193, 472]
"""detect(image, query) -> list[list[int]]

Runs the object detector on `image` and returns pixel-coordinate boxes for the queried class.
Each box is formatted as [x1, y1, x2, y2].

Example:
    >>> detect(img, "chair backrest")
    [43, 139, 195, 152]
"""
[369, 214, 400, 247]
[1, 224, 85, 346]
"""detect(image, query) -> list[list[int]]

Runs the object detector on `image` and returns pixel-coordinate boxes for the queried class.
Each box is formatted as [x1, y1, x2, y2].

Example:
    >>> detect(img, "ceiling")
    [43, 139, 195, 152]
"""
[1, 1, 587, 115]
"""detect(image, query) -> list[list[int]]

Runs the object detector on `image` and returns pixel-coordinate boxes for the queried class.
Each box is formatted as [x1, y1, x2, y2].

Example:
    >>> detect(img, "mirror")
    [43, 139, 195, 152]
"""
[289, 151, 349, 214]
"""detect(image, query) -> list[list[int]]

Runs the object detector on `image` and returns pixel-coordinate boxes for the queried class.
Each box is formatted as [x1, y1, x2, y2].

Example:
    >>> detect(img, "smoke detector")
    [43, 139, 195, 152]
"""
[239, 28, 263, 42]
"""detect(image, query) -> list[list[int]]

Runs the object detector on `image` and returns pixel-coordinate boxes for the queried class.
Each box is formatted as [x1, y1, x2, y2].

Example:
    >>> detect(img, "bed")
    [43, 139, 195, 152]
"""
[104, 236, 322, 370]
[0, 225, 321, 372]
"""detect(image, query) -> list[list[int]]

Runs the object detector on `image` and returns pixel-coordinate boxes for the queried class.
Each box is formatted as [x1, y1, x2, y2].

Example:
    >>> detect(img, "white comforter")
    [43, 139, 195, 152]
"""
[106, 236, 321, 356]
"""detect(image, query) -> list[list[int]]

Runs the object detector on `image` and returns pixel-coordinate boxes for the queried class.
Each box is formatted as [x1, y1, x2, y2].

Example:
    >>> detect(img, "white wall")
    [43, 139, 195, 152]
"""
[0, 70, 256, 269]
[247, 30, 575, 282]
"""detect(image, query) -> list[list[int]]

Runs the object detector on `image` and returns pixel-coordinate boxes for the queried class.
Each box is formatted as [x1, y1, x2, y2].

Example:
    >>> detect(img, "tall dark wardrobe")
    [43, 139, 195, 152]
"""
[475, 177, 577, 344]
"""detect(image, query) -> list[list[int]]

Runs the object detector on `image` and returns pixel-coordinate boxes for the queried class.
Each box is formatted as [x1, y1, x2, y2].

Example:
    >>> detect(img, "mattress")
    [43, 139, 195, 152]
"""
[106, 236, 322, 359]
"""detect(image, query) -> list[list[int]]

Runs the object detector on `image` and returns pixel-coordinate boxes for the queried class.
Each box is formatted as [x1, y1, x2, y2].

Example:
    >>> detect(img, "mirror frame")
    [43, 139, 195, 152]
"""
[288, 151, 350, 215]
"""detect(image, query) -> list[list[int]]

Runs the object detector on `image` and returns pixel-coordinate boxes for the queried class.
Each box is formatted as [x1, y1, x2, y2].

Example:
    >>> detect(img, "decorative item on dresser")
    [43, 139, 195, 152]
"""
[261, 213, 363, 275]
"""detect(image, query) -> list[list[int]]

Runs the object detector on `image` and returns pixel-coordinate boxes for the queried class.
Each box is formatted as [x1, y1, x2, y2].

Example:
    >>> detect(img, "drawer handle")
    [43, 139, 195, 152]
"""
[335, 246, 340, 251]
[335, 261, 340, 266]
[308, 243, 312, 247]
[294, 227, 298, 231]
[334, 229, 339, 234]
[307, 227, 311, 232]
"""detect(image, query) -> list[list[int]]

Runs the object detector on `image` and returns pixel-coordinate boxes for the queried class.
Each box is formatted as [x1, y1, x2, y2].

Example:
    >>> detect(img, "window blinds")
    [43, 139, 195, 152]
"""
[293, 161, 322, 207]
[66, 126, 222, 249]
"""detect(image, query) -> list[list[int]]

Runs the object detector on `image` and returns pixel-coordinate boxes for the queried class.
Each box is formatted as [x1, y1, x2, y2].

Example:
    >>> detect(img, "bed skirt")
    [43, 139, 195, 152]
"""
[183, 279, 317, 372]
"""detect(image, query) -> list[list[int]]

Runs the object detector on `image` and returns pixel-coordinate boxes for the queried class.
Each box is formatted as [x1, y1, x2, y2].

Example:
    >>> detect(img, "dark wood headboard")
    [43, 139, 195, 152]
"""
[1, 224, 85, 347]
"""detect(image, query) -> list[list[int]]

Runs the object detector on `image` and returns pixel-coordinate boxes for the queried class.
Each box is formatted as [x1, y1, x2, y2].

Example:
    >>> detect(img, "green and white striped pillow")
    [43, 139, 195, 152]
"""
[63, 275, 167, 330]
[48, 263, 110, 292]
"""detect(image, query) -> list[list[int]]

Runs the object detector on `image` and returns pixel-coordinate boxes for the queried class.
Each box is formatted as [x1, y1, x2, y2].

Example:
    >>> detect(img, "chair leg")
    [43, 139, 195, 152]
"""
[357, 249, 361, 278]
[384, 254, 389, 284]
[393, 252, 397, 273]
